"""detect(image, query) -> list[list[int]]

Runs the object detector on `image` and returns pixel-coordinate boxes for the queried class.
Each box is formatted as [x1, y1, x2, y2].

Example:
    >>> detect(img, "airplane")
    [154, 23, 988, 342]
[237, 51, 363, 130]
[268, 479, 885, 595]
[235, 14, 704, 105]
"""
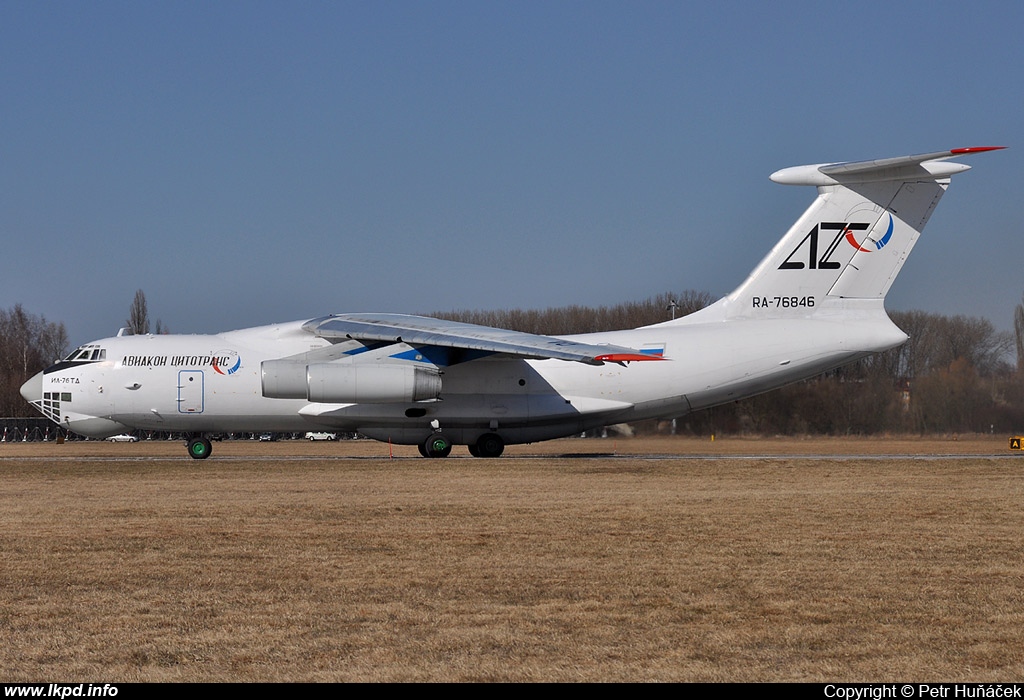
[21, 146, 1003, 459]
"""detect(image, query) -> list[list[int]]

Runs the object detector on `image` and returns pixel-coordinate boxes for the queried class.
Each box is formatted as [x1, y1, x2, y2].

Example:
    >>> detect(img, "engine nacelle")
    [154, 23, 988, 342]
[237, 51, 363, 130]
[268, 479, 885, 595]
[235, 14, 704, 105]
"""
[261, 360, 308, 399]
[262, 360, 442, 403]
[307, 363, 442, 403]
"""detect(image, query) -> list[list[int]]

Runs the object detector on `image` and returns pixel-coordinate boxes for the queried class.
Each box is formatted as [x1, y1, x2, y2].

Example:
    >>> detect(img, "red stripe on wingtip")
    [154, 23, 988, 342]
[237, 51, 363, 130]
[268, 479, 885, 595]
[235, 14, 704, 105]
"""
[594, 353, 666, 363]
[950, 146, 1006, 154]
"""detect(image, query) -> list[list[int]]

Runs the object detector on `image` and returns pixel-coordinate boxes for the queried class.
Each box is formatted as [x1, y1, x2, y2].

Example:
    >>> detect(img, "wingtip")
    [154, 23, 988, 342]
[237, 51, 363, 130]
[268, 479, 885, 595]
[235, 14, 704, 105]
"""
[950, 146, 1006, 155]
[594, 353, 667, 364]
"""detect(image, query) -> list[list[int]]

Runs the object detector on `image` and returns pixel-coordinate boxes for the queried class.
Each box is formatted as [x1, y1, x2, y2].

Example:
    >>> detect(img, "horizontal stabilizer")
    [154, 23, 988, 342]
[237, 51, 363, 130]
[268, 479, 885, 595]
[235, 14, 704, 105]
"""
[770, 147, 1004, 186]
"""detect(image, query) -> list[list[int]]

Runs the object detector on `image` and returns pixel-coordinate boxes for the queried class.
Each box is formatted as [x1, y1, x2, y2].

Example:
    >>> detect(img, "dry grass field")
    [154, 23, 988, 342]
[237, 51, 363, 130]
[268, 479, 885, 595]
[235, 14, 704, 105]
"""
[1, 435, 1022, 682]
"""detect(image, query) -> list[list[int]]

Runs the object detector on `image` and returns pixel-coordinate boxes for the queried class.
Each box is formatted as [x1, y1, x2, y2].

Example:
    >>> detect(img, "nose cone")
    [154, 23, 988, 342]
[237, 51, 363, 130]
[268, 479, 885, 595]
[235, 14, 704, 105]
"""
[20, 371, 43, 406]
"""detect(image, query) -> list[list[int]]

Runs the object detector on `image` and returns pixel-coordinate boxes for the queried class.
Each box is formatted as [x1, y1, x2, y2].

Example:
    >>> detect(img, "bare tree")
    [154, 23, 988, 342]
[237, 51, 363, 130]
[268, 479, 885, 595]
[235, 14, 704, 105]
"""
[1015, 292, 1024, 372]
[126, 289, 150, 336]
[0, 305, 68, 417]
[885, 310, 1012, 379]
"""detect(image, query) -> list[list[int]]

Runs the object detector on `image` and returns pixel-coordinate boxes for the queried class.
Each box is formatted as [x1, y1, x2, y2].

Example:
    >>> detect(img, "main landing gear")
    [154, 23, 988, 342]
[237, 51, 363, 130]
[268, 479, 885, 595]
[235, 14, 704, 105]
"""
[419, 433, 452, 458]
[187, 436, 212, 460]
[469, 432, 504, 458]
[419, 432, 505, 458]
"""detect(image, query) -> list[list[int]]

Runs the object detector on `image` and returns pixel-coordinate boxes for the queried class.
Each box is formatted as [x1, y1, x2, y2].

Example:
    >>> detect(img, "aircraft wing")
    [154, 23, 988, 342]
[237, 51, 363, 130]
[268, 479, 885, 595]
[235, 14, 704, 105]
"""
[302, 313, 660, 366]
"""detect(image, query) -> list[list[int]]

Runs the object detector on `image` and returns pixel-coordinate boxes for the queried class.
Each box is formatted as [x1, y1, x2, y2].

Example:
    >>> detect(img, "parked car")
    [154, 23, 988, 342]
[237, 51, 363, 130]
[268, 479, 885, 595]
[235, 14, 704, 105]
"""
[106, 434, 139, 442]
[305, 432, 338, 441]
[258, 432, 276, 442]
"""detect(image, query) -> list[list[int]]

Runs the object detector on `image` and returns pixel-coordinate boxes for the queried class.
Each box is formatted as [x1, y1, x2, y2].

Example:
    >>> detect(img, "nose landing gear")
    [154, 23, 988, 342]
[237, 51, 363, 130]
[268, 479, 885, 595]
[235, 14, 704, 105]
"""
[187, 436, 212, 460]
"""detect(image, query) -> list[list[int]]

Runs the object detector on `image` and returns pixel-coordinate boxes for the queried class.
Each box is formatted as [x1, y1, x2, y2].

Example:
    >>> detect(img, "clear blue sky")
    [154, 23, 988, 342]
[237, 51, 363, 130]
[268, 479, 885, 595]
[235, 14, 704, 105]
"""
[2, 1, 1020, 348]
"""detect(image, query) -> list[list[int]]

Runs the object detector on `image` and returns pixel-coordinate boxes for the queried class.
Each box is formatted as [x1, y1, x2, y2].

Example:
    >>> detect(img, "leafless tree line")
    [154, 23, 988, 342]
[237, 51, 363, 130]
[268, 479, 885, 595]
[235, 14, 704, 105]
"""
[432, 290, 715, 334]
[0, 305, 68, 417]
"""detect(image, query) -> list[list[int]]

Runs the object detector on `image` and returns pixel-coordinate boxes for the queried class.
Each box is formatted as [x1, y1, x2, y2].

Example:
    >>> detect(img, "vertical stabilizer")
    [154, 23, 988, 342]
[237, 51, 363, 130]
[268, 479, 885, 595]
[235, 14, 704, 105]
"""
[715, 147, 1003, 320]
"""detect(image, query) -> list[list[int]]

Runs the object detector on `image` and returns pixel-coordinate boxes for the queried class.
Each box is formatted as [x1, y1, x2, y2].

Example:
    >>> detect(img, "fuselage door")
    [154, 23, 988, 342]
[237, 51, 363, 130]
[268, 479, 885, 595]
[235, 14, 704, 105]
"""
[177, 370, 204, 413]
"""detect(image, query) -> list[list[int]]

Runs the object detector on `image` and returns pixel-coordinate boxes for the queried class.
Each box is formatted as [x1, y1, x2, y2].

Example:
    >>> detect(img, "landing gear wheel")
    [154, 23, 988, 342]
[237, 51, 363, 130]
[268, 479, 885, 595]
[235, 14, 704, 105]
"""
[187, 437, 212, 460]
[467, 443, 481, 457]
[422, 434, 452, 458]
[475, 433, 504, 458]
[418, 442, 429, 458]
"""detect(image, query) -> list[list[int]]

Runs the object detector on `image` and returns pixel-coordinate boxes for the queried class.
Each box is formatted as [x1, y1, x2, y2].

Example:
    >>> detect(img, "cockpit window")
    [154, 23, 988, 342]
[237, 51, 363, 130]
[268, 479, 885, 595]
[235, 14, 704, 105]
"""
[64, 345, 106, 362]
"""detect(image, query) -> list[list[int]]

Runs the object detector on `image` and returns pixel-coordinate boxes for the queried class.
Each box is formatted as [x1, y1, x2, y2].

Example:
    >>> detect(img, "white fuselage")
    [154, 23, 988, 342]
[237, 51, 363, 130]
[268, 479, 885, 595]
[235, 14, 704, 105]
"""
[22, 146, 999, 456]
[25, 299, 906, 446]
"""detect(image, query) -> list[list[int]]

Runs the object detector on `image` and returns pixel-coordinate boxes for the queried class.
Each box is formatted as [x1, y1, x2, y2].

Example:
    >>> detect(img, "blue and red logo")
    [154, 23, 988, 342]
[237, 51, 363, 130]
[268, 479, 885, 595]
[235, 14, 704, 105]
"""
[845, 213, 894, 252]
[211, 351, 241, 375]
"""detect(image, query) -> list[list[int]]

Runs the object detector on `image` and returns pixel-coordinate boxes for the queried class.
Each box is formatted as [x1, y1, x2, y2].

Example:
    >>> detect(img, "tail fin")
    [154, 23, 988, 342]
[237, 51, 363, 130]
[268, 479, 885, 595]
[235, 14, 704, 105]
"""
[718, 147, 1003, 319]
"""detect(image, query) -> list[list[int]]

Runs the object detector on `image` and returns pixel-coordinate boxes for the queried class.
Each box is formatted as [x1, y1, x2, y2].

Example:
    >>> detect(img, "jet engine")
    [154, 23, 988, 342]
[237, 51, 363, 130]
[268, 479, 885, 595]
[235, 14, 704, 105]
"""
[262, 360, 441, 403]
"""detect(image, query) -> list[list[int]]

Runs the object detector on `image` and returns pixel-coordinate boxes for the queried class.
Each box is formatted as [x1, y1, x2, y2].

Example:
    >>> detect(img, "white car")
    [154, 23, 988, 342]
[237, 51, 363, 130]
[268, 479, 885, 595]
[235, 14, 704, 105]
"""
[105, 434, 139, 442]
[305, 432, 337, 441]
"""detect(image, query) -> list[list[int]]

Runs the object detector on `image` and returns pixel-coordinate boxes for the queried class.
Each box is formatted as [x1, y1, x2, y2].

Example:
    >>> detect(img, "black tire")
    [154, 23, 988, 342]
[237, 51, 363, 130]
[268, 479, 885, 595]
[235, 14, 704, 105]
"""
[187, 437, 212, 460]
[476, 433, 504, 458]
[423, 434, 452, 458]
[467, 443, 481, 457]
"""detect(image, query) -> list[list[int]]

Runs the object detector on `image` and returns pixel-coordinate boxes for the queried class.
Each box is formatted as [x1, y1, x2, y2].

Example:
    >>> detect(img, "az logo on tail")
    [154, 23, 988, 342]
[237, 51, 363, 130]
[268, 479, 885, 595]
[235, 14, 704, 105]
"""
[779, 216, 894, 270]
